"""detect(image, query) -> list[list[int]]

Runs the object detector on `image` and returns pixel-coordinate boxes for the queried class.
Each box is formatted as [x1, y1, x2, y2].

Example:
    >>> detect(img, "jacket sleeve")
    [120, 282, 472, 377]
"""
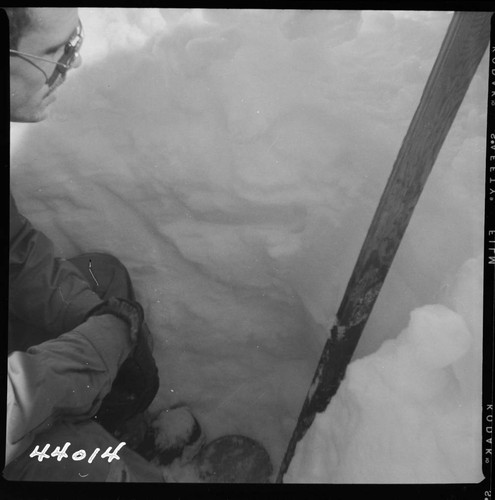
[9, 192, 103, 334]
[5, 314, 134, 466]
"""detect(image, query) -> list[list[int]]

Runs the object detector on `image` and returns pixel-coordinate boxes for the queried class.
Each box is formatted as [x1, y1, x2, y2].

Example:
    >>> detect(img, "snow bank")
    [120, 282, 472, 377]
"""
[285, 256, 483, 483]
[10, 9, 486, 481]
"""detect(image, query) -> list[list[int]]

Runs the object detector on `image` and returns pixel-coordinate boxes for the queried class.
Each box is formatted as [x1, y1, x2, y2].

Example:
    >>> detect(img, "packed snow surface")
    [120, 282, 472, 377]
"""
[10, 9, 486, 482]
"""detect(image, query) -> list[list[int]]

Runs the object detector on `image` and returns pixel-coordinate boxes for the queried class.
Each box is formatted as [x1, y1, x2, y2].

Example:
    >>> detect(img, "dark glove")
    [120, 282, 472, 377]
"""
[85, 297, 144, 344]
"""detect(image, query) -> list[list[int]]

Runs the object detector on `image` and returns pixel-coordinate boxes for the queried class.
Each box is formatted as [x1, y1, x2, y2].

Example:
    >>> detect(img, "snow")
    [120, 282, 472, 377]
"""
[9, 9, 487, 482]
[285, 257, 483, 483]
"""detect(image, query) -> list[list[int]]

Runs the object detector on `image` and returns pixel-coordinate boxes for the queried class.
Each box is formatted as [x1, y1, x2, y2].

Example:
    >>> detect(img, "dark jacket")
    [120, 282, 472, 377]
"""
[9, 192, 102, 333]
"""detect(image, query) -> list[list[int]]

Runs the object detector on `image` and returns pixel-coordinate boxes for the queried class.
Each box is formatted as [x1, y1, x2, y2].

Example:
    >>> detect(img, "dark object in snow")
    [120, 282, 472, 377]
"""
[195, 435, 273, 483]
[135, 407, 273, 482]
[276, 11, 492, 482]
[114, 412, 150, 451]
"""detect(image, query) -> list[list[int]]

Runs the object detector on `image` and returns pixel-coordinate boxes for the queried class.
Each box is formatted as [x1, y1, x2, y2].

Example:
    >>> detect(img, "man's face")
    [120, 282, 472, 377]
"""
[10, 8, 82, 123]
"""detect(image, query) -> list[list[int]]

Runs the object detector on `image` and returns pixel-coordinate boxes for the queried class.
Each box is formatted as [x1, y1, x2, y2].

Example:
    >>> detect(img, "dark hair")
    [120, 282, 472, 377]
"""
[4, 7, 32, 49]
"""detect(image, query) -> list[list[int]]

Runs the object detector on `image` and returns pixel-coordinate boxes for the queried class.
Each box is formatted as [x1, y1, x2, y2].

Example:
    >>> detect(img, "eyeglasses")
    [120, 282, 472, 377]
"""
[9, 20, 84, 74]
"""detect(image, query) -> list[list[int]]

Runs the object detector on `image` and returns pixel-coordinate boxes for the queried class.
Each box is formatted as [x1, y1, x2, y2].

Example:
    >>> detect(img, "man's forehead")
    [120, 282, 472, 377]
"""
[22, 8, 79, 48]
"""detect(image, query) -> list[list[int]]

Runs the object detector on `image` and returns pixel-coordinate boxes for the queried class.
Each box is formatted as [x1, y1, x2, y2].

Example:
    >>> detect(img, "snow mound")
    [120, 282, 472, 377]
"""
[285, 257, 483, 483]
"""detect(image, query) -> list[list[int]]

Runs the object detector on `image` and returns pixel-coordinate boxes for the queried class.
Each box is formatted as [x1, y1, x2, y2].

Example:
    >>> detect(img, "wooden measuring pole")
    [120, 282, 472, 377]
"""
[276, 11, 492, 483]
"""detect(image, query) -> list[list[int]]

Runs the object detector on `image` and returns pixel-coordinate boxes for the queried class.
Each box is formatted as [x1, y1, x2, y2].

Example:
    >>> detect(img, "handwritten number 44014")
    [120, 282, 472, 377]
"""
[29, 442, 126, 463]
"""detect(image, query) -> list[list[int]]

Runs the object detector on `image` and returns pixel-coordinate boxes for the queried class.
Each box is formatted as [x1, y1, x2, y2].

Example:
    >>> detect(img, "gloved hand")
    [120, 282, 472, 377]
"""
[84, 297, 144, 344]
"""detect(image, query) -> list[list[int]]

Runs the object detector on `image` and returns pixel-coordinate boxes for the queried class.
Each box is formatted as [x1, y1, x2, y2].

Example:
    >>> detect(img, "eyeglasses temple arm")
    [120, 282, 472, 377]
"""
[9, 49, 69, 70]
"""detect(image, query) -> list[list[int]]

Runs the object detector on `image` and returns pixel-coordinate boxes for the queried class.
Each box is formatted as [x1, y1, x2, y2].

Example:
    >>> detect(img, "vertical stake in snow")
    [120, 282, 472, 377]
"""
[276, 11, 492, 483]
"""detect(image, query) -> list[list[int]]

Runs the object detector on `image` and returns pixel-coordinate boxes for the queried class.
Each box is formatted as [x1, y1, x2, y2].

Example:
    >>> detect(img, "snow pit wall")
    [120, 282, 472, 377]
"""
[9, 9, 486, 482]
